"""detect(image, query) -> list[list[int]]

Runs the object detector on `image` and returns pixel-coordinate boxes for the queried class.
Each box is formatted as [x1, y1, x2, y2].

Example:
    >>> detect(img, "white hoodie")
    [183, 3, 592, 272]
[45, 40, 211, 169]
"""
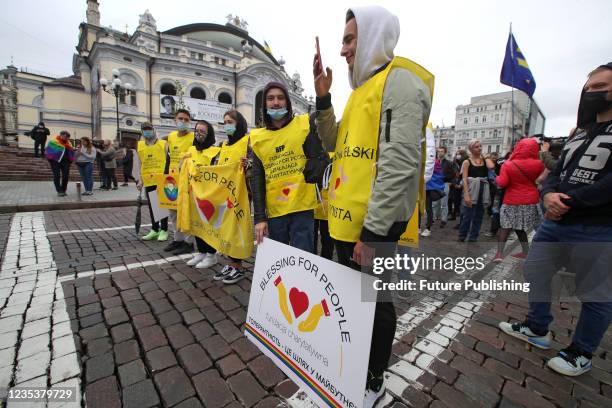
[348, 6, 400, 89]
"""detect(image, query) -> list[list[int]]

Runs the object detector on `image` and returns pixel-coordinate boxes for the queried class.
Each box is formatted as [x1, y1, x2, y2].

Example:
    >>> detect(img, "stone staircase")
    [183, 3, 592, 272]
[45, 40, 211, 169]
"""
[0, 146, 126, 182]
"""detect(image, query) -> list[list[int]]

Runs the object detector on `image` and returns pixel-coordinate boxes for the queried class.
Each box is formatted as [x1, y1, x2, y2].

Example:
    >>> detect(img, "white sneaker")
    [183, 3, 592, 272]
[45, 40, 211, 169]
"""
[195, 253, 217, 269]
[187, 253, 206, 266]
[547, 347, 592, 376]
[363, 383, 385, 408]
[420, 229, 431, 237]
[498, 321, 552, 349]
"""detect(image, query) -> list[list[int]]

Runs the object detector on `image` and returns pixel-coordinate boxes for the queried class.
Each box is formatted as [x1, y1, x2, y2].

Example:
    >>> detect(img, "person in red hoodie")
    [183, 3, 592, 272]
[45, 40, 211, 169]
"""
[493, 137, 545, 261]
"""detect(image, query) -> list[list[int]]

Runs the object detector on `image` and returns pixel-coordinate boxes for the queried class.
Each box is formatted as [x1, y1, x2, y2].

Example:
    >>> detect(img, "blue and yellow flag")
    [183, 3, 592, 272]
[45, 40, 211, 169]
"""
[500, 32, 536, 97]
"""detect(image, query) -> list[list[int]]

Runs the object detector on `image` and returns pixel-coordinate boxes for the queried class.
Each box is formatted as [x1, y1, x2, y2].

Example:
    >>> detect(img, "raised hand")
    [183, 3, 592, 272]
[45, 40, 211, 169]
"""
[313, 54, 333, 98]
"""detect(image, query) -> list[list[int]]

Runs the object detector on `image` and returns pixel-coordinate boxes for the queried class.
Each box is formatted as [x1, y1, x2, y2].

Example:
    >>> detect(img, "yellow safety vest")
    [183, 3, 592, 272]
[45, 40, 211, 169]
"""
[137, 139, 167, 187]
[250, 114, 316, 218]
[328, 57, 434, 242]
[218, 135, 250, 165]
[187, 145, 221, 167]
[167, 131, 195, 171]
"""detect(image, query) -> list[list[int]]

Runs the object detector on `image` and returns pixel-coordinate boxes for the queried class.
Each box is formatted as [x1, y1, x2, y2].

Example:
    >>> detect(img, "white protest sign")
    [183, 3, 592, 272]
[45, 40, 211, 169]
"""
[245, 239, 376, 408]
[147, 189, 170, 222]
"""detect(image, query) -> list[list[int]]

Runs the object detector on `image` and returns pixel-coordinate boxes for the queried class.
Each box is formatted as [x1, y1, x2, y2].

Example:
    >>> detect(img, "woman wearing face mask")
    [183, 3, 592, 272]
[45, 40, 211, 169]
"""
[206, 110, 250, 284]
[185, 121, 222, 269]
[133, 122, 169, 241]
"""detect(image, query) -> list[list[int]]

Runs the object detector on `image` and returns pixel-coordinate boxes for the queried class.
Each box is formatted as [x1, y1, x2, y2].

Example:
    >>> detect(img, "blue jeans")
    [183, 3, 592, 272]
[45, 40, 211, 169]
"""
[458, 203, 484, 241]
[396, 245, 412, 282]
[524, 220, 612, 354]
[432, 183, 450, 222]
[268, 210, 314, 253]
[77, 162, 94, 192]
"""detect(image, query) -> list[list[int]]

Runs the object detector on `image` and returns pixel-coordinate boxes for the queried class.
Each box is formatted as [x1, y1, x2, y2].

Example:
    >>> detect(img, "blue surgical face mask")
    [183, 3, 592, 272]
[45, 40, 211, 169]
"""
[142, 130, 155, 139]
[224, 124, 236, 135]
[267, 108, 288, 120]
[177, 121, 189, 131]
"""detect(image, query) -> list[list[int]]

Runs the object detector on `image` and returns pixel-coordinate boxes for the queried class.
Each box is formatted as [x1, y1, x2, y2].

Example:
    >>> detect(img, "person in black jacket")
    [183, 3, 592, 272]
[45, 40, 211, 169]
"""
[30, 122, 50, 157]
[499, 62, 612, 377]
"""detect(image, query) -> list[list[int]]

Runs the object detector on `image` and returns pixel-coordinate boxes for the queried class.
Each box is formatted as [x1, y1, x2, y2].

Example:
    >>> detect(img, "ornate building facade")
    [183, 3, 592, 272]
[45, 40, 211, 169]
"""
[4, 0, 312, 147]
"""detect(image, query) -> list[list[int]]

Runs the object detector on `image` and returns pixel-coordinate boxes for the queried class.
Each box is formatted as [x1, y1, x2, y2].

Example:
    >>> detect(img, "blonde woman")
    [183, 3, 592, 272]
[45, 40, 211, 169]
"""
[458, 139, 495, 242]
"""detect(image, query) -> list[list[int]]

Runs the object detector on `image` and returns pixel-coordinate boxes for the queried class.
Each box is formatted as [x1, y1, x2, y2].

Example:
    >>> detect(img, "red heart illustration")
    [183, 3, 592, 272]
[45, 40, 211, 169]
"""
[289, 288, 309, 319]
[196, 197, 215, 221]
[335, 177, 341, 190]
[226, 198, 234, 209]
[282, 188, 291, 196]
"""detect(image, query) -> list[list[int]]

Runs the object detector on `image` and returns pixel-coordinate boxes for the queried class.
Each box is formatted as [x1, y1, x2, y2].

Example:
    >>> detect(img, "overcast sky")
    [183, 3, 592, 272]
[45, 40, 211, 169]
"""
[1, 0, 611, 136]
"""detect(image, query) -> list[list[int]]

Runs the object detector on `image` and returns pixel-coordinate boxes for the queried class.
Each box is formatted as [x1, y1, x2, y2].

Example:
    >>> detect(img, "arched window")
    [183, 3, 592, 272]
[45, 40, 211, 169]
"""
[255, 91, 264, 127]
[218, 92, 232, 105]
[190, 87, 206, 100]
[160, 83, 176, 96]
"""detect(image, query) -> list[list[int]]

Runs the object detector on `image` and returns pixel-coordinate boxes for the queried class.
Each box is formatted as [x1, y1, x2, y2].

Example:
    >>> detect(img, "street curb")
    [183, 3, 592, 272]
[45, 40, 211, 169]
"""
[0, 199, 148, 214]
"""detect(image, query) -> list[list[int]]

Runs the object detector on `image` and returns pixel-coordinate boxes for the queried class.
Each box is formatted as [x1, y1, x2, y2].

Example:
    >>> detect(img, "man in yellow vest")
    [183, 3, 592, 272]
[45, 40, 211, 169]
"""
[250, 82, 321, 252]
[313, 6, 433, 407]
[163, 108, 196, 255]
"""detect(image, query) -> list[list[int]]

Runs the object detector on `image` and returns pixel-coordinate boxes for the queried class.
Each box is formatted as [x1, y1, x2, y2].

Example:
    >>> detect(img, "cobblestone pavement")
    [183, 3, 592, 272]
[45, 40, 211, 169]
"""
[0, 208, 611, 407]
[0, 182, 140, 210]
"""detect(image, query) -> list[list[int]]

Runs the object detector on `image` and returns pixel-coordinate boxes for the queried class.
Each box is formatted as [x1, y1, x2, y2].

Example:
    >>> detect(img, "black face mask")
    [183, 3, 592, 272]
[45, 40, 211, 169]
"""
[582, 91, 612, 114]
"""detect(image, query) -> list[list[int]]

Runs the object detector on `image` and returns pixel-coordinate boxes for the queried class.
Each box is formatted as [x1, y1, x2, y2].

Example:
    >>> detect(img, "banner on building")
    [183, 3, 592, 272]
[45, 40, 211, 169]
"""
[156, 171, 180, 210]
[160, 94, 232, 123]
[245, 239, 376, 408]
[179, 161, 253, 259]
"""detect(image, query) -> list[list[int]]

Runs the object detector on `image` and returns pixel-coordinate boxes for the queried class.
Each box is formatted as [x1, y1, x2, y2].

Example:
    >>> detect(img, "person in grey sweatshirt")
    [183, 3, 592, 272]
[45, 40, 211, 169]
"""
[74, 136, 97, 195]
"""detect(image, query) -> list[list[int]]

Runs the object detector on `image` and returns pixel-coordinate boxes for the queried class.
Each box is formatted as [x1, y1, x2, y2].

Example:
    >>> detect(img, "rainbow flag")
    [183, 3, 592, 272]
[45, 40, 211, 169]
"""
[45, 137, 74, 162]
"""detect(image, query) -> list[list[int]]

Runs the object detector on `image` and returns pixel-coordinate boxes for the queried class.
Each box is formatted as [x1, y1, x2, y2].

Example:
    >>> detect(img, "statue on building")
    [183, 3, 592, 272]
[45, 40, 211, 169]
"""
[225, 14, 248, 31]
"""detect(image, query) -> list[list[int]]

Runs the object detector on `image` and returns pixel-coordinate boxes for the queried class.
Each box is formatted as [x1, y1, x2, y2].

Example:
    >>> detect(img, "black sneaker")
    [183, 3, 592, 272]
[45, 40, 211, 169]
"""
[214, 265, 234, 281]
[222, 267, 245, 284]
[163, 241, 182, 252]
[172, 241, 194, 256]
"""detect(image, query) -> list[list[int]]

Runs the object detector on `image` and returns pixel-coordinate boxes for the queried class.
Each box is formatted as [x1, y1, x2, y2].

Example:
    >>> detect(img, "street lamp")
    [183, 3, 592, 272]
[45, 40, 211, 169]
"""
[99, 70, 133, 146]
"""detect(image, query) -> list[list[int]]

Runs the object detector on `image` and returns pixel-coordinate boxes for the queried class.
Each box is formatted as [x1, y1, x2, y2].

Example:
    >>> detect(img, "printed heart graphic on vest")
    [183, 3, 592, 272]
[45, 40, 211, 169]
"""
[282, 188, 291, 196]
[276, 182, 298, 202]
[274, 275, 331, 332]
[289, 288, 309, 318]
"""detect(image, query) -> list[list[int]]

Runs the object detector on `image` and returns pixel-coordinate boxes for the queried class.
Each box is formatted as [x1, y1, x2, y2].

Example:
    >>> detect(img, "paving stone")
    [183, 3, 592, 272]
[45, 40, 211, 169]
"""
[158, 309, 182, 327]
[455, 374, 499, 408]
[177, 344, 212, 375]
[154, 365, 196, 407]
[86, 352, 115, 383]
[25, 305, 51, 323]
[86, 336, 112, 357]
[85, 375, 121, 408]
[175, 299, 198, 313]
[475, 341, 519, 368]
[98, 287, 118, 299]
[132, 313, 156, 329]
[167, 324, 195, 349]
[101, 296, 123, 309]
[174, 397, 205, 408]
[0, 330, 19, 351]
[248, 355, 285, 388]
[138, 325, 168, 351]
[150, 298, 173, 315]
[228, 370, 267, 407]
[525, 376, 579, 408]
[104, 307, 129, 326]
[78, 303, 101, 318]
[201, 335, 231, 360]
[122, 379, 160, 408]
[193, 369, 236, 408]
[502, 380, 555, 408]
[215, 319, 243, 343]
[232, 337, 262, 362]
[0, 347, 15, 369]
[114, 339, 141, 365]
[126, 299, 151, 316]
[146, 346, 178, 373]
[274, 379, 299, 399]
[17, 333, 49, 359]
[182, 308, 205, 325]
[118, 359, 147, 388]
[216, 296, 241, 312]
[144, 289, 166, 302]
[168, 290, 190, 304]
[15, 350, 50, 383]
[21, 318, 51, 339]
[110, 323, 135, 343]
[432, 381, 478, 408]
[50, 352, 80, 385]
[80, 323, 109, 343]
[227, 308, 247, 326]
[401, 385, 433, 408]
[190, 321, 214, 341]
[217, 353, 246, 378]
[483, 358, 525, 384]
[450, 355, 504, 392]
[80, 312, 104, 328]
[201, 305, 225, 323]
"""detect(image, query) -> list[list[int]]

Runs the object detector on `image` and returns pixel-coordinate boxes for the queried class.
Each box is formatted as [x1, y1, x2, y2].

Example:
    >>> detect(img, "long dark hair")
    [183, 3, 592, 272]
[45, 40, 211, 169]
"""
[223, 109, 248, 144]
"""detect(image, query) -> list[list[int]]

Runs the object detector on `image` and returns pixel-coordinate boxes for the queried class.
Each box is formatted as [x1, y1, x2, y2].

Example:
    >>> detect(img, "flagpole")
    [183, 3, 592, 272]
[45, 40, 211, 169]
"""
[510, 22, 515, 148]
